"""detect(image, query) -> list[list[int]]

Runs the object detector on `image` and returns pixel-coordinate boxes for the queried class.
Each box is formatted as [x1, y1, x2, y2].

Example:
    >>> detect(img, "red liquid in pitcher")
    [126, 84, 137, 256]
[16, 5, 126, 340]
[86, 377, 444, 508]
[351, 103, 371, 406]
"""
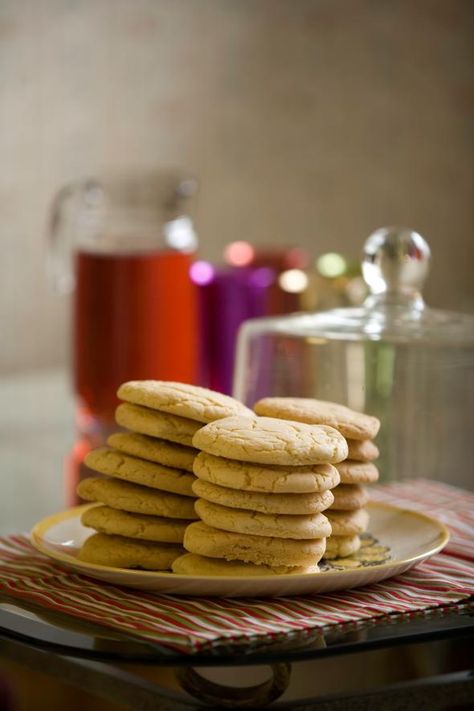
[74, 249, 198, 421]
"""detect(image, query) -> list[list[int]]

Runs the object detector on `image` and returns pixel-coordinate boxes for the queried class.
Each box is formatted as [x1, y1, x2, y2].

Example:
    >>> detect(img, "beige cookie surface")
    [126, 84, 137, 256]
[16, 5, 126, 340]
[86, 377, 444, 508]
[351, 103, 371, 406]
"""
[108, 432, 196, 472]
[172, 553, 320, 576]
[326, 508, 369, 535]
[323, 535, 361, 559]
[183, 521, 326, 568]
[118, 380, 253, 423]
[192, 478, 334, 515]
[255, 398, 380, 440]
[346, 439, 379, 462]
[77, 477, 198, 519]
[193, 452, 340, 494]
[81, 505, 191, 543]
[193, 416, 348, 466]
[336, 461, 380, 484]
[85, 448, 196, 497]
[78, 532, 183, 570]
[195, 498, 332, 540]
[331, 484, 369, 511]
[116, 403, 200, 447]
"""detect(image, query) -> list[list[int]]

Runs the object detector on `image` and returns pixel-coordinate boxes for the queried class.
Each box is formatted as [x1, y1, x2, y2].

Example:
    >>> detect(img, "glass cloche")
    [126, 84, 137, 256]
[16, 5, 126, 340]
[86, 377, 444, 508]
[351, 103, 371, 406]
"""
[233, 228, 474, 487]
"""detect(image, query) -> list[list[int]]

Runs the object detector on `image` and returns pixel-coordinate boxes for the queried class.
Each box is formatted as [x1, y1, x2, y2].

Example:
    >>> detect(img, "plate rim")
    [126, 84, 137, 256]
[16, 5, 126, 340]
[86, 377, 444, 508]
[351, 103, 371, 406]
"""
[30, 501, 450, 583]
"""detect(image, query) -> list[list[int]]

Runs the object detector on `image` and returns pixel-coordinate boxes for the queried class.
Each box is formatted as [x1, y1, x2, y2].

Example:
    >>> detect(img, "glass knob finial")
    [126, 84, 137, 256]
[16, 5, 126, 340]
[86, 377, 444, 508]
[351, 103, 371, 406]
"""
[362, 226, 431, 297]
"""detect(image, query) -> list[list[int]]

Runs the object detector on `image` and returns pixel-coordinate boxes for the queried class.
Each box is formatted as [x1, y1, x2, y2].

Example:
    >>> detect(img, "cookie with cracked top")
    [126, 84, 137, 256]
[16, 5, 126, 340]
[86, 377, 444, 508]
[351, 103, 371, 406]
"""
[116, 402, 200, 447]
[78, 532, 183, 570]
[85, 447, 196, 497]
[77, 477, 198, 519]
[172, 553, 320, 576]
[81, 505, 191, 543]
[193, 415, 348, 466]
[108, 431, 196, 472]
[192, 478, 334, 515]
[255, 397, 380, 440]
[194, 498, 332, 540]
[183, 521, 326, 568]
[117, 380, 253, 423]
[193, 452, 340, 493]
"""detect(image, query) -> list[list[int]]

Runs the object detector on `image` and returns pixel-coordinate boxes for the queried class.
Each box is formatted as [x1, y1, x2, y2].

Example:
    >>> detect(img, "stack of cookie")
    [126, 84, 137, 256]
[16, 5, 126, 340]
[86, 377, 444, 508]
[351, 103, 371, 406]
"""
[77, 381, 253, 570]
[254, 398, 380, 559]
[172, 415, 348, 576]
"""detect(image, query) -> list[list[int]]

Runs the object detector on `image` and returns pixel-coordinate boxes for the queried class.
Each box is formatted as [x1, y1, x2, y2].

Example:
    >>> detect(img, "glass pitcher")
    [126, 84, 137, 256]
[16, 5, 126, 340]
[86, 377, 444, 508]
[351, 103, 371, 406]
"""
[234, 227, 474, 488]
[48, 170, 199, 497]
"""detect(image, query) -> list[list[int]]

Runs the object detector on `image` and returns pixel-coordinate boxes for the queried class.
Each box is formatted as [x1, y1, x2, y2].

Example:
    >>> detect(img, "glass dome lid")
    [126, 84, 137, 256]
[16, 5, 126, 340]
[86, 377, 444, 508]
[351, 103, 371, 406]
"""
[238, 227, 474, 346]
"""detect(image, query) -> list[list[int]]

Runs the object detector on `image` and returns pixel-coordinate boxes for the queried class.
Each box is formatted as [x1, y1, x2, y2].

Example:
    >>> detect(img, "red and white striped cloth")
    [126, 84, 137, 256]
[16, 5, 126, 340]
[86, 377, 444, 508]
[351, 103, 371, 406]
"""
[370, 479, 474, 562]
[0, 479, 473, 654]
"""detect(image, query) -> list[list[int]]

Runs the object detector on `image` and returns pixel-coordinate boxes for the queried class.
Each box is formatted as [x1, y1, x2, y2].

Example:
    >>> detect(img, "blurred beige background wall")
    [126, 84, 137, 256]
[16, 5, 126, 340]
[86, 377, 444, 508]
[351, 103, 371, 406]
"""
[1, 0, 472, 373]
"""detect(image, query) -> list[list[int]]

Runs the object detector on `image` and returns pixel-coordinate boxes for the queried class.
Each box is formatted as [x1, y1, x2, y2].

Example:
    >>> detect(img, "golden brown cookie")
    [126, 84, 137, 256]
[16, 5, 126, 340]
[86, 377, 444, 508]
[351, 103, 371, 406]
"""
[117, 380, 253, 423]
[192, 479, 334, 515]
[346, 439, 379, 462]
[195, 498, 332, 540]
[331, 484, 369, 511]
[336, 461, 379, 484]
[326, 508, 369, 535]
[108, 431, 196, 472]
[323, 535, 361, 559]
[78, 532, 183, 570]
[77, 477, 198, 519]
[81, 505, 191, 543]
[115, 403, 200, 447]
[85, 447, 196, 497]
[172, 553, 320, 576]
[254, 397, 380, 440]
[193, 452, 340, 494]
[183, 521, 326, 568]
[193, 416, 348, 466]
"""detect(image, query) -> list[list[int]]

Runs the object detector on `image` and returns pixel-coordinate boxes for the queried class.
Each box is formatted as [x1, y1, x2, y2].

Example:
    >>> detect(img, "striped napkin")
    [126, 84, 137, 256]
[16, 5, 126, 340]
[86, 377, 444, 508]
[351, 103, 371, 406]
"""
[1, 479, 473, 654]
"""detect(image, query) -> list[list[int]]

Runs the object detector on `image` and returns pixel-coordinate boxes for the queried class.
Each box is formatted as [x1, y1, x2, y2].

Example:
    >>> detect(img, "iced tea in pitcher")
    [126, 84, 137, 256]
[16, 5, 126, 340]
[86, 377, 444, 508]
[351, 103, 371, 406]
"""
[48, 172, 199, 500]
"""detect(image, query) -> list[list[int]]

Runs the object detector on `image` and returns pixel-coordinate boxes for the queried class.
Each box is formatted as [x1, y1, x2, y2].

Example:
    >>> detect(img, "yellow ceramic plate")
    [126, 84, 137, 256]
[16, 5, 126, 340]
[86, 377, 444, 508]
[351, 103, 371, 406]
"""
[30, 502, 449, 597]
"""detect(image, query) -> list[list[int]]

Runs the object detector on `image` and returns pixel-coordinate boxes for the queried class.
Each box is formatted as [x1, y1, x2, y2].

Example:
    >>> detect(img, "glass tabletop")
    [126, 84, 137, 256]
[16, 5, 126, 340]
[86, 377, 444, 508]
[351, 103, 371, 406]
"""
[1, 595, 473, 667]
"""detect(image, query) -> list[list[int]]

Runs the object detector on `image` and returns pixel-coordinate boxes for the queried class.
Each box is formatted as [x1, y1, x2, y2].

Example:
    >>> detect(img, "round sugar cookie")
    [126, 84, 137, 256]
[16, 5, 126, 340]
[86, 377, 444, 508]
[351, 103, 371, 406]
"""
[323, 535, 361, 559]
[108, 431, 196, 472]
[85, 448, 196, 497]
[326, 508, 369, 536]
[331, 484, 369, 511]
[183, 521, 326, 568]
[116, 403, 200, 447]
[76, 477, 198, 519]
[336, 461, 379, 484]
[193, 452, 340, 494]
[195, 498, 331, 540]
[192, 478, 334, 515]
[255, 398, 380, 440]
[193, 416, 348, 466]
[78, 533, 183, 570]
[117, 380, 253, 423]
[172, 552, 320, 576]
[81, 505, 191, 543]
[346, 439, 379, 462]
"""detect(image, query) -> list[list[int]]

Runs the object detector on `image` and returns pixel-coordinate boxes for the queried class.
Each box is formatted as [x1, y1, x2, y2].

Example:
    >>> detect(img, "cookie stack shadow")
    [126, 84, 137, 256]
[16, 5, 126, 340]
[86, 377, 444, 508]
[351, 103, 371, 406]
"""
[77, 381, 253, 570]
[254, 398, 381, 560]
[172, 415, 348, 576]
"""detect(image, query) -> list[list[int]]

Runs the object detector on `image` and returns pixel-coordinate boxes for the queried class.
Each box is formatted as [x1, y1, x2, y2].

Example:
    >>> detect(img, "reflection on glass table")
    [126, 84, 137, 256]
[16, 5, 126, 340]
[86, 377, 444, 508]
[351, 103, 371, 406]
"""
[0, 597, 473, 709]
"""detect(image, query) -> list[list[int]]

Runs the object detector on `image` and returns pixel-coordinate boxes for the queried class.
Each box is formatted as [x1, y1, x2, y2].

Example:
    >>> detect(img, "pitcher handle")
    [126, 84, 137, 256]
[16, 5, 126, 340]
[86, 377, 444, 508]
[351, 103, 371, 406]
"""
[46, 180, 102, 293]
